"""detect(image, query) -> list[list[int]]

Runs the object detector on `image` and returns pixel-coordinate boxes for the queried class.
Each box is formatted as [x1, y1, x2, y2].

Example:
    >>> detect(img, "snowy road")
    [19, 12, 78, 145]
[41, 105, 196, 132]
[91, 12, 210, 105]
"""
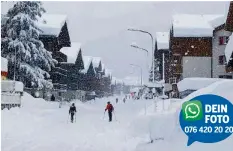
[2, 93, 153, 151]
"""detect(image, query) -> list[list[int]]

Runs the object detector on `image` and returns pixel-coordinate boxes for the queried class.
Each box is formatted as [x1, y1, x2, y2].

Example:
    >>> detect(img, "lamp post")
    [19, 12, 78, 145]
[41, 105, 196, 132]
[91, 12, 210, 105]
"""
[128, 28, 155, 83]
[130, 64, 142, 86]
[130, 43, 149, 73]
[130, 63, 146, 114]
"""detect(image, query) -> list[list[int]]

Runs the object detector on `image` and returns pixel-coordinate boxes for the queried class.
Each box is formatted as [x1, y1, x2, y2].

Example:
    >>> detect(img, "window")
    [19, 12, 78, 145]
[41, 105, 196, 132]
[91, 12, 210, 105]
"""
[219, 36, 229, 45]
[169, 77, 177, 84]
[173, 56, 181, 64]
[219, 55, 226, 65]
[219, 75, 232, 79]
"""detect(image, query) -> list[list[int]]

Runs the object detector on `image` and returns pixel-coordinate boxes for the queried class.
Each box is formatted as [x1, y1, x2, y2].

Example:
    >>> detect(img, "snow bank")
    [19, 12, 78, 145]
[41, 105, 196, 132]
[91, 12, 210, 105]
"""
[177, 77, 222, 92]
[225, 34, 233, 63]
[37, 14, 67, 36]
[173, 14, 222, 37]
[1, 57, 8, 71]
[1, 80, 24, 92]
[132, 79, 233, 151]
[60, 42, 81, 64]
[156, 32, 170, 50]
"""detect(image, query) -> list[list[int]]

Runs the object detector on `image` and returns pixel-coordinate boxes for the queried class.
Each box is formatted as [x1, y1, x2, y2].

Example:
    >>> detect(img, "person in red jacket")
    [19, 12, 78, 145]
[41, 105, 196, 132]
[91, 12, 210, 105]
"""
[105, 101, 114, 122]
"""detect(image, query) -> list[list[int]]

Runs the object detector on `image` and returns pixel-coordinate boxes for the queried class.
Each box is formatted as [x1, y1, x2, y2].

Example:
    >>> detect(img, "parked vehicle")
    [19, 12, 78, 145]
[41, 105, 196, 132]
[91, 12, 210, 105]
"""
[1, 80, 24, 110]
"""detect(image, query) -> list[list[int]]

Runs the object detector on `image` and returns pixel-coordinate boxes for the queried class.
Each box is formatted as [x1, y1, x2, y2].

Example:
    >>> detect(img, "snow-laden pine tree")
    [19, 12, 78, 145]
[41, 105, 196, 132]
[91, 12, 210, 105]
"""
[149, 59, 161, 82]
[1, 1, 57, 89]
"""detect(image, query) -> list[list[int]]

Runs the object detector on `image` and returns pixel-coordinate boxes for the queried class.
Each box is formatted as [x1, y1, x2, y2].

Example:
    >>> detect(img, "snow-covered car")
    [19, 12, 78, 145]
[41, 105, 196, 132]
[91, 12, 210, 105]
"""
[144, 92, 153, 99]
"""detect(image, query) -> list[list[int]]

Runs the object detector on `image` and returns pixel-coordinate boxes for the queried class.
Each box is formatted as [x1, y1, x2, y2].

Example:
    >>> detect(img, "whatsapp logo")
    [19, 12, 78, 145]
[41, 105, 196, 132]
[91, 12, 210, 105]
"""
[182, 100, 203, 121]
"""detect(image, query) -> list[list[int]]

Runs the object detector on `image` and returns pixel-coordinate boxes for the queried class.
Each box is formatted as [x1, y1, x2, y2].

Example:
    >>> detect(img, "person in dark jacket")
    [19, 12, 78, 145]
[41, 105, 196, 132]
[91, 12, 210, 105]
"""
[51, 94, 55, 101]
[105, 101, 114, 122]
[116, 98, 118, 104]
[69, 103, 77, 123]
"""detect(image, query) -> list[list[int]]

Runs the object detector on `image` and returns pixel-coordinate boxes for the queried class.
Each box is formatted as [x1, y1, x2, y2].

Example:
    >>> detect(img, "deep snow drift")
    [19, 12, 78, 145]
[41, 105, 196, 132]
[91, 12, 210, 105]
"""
[131, 80, 233, 151]
[2, 93, 153, 151]
[2, 80, 233, 151]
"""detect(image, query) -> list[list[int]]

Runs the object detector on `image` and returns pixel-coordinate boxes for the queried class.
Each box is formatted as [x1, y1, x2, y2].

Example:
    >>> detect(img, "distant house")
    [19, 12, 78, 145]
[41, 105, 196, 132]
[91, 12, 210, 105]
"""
[92, 57, 104, 96]
[170, 14, 221, 83]
[224, 2, 233, 74]
[60, 43, 84, 90]
[210, 15, 233, 79]
[155, 32, 173, 96]
[155, 32, 171, 83]
[103, 69, 112, 95]
[82, 56, 96, 91]
[38, 14, 71, 90]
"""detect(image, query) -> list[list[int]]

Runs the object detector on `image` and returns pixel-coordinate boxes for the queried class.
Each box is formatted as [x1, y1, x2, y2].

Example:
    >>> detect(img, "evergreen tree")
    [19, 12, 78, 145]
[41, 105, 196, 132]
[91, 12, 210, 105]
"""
[1, 2, 57, 89]
[149, 59, 161, 82]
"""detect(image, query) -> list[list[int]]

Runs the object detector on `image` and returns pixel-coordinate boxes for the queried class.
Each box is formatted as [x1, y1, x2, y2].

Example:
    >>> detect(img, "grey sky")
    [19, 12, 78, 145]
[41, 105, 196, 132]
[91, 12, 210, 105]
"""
[1, 1, 228, 84]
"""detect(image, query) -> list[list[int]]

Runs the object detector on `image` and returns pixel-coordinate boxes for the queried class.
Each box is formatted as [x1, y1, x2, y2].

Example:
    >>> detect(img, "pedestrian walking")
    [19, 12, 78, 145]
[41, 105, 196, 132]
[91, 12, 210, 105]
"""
[69, 103, 77, 123]
[116, 98, 118, 104]
[51, 94, 55, 101]
[105, 101, 114, 122]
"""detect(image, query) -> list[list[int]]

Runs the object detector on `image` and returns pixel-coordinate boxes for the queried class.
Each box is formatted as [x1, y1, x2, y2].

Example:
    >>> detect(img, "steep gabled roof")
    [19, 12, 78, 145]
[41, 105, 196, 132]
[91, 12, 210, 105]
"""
[92, 57, 101, 68]
[104, 69, 112, 77]
[156, 32, 170, 50]
[60, 42, 81, 64]
[37, 14, 67, 36]
[225, 34, 233, 63]
[225, 1, 233, 32]
[81, 56, 96, 74]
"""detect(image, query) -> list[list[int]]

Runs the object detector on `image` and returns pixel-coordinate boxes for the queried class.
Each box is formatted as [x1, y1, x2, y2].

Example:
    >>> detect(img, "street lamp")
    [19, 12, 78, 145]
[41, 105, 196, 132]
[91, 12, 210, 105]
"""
[130, 43, 149, 78]
[130, 44, 149, 56]
[128, 28, 155, 83]
[130, 64, 143, 86]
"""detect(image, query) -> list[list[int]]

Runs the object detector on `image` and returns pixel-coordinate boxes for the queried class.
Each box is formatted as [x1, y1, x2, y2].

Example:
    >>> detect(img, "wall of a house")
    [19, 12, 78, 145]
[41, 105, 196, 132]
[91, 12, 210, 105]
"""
[182, 56, 212, 78]
[212, 29, 232, 78]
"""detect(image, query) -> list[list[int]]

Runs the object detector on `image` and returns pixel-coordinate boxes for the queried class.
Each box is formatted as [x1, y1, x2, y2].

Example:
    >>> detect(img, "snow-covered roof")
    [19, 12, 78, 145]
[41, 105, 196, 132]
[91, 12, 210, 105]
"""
[101, 63, 105, 72]
[60, 42, 81, 64]
[177, 77, 222, 92]
[1, 57, 8, 72]
[144, 82, 163, 88]
[225, 34, 233, 63]
[172, 14, 222, 37]
[81, 56, 93, 74]
[104, 69, 112, 77]
[209, 15, 225, 29]
[92, 57, 101, 68]
[156, 32, 170, 50]
[37, 14, 67, 36]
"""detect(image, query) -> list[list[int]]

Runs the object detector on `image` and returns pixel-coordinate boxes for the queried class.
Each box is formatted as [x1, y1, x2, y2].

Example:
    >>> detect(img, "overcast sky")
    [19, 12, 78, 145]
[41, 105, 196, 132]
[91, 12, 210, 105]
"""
[1, 1, 229, 84]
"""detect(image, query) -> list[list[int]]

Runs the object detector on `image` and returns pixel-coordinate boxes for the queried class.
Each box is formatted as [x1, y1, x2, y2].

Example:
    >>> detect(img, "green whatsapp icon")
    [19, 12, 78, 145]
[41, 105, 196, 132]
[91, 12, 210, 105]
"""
[182, 100, 203, 121]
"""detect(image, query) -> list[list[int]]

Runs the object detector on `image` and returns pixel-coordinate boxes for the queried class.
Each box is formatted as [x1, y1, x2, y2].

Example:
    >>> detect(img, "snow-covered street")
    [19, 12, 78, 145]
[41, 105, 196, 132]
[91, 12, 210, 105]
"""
[2, 79, 233, 151]
[2, 93, 154, 151]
